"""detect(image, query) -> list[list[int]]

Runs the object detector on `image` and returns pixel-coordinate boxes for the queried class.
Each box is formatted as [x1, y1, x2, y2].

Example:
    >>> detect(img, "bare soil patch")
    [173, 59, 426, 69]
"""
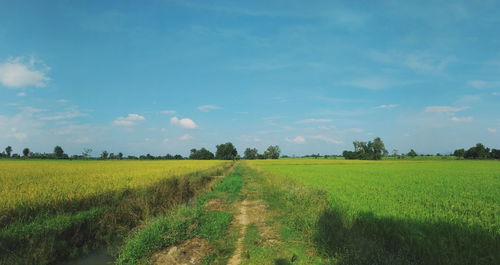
[152, 238, 211, 265]
[205, 197, 226, 211]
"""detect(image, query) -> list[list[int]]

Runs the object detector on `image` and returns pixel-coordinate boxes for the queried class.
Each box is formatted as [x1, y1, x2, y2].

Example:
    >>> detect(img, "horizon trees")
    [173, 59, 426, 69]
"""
[244, 148, 258, 160]
[189, 148, 215, 160]
[453, 143, 500, 159]
[215, 142, 238, 160]
[343, 137, 388, 160]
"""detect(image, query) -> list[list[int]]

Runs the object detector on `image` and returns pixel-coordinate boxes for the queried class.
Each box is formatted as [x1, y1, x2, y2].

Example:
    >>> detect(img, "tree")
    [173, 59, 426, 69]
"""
[54, 146, 65, 159]
[243, 148, 258, 160]
[23, 148, 30, 158]
[190, 148, 215, 160]
[118, 152, 123, 160]
[343, 137, 387, 160]
[407, 149, 417, 157]
[264, 145, 280, 159]
[490, 149, 500, 159]
[82, 148, 92, 159]
[5, 146, 12, 157]
[464, 143, 490, 159]
[215, 142, 238, 160]
[453, 148, 465, 158]
[370, 137, 388, 160]
[101, 150, 109, 160]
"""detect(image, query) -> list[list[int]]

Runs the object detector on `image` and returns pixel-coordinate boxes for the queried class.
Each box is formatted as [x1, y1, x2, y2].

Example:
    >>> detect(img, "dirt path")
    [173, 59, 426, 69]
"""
[227, 200, 250, 265]
[227, 199, 279, 265]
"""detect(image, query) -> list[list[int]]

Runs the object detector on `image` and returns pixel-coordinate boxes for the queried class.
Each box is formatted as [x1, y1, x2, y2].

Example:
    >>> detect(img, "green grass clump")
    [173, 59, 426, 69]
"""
[116, 206, 201, 265]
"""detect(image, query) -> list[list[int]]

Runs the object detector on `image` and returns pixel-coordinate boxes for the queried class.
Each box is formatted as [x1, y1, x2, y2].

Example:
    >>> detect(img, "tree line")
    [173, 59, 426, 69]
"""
[0, 143, 281, 161]
[2, 139, 498, 161]
[453, 143, 500, 159]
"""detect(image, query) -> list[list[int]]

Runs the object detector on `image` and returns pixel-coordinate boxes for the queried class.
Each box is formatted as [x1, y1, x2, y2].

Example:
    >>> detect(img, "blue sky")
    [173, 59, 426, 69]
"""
[1, 0, 499, 156]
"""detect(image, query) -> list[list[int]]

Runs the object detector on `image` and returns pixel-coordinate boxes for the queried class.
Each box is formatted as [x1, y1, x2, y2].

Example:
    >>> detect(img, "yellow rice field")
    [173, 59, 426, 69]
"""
[0, 160, 227, 218]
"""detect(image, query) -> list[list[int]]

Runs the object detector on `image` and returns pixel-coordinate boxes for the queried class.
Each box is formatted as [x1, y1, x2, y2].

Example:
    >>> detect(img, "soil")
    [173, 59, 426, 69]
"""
[152, 238, 211, 265]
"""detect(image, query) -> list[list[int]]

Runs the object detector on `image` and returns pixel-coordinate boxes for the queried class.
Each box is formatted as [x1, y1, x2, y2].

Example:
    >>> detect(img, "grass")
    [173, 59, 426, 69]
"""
[116, 166, 244, 265]
[248, 159, 500, 265]
[0, 160, 231, 265]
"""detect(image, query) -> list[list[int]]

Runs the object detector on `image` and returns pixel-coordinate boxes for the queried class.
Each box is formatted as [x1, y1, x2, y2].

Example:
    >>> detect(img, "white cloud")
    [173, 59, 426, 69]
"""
[487, 128, 497, 133]
[370, 51, 453, 74]
[113, 113, 145, 126]
[17, 92, 26, 97]
[40, 108, 85, 121]
[403, 53, 454, 73]
[163, 138, 171, 143]
[56, 99, 70, 104]
[179, 134, 193, 141]
[311, 135, 343, 145]
[170, 117, 197, 129]
[375, 104, 398, 109]
[451, 116, 474, 123]
[296, 118, 332, 124]
[239, 135, 262, 142]
[468, 80, 500, 90]
[346, 128, 364, 133]
[286, 136, 306, 144]
[161, 110, 176, 114]
[23, 106, 46, 113]
[74, 137, 90, 144]
[345, 77, 394, 90]
[492, 92, 500, 96]
[198, 105, 221, 112]
[0, 57, 50, 88]
[425, 106, 468, 113]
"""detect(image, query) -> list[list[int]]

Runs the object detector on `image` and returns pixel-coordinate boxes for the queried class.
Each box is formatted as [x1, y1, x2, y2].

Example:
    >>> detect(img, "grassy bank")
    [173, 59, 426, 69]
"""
[0, 161, 232, 265]
[116, 166, 244, 265]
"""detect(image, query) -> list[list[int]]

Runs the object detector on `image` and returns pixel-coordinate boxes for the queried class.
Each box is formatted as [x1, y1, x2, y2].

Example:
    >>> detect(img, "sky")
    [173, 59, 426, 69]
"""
[1, 0, 499, 157]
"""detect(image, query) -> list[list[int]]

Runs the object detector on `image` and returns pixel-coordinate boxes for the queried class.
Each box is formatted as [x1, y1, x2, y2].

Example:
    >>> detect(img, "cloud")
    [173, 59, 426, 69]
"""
[161, 110, 176, 114]
[425, 106, 468, 113]
[492, 92, 500, 96]
[40, 108, 85, 121]
[179, 134, 193, 141]
[468, 80, 500, 90]
[170, 117, 197, 129]
[17, 92, 26, 97]
[346, 128, 364, 133]
[345, 77, 395, 90]
[74, 137, 90, 144]
[311, 135, 343, 145]
[451, 116, 474, 123]
[239, 135, 262, 142]
[162, 138, 171, 143]
[113, 114, 145, 126]
[487, 128, 497, 133]
[296, 118, 332, 124]
[198, 105, 222, 112]
[286, 136, 306, 144]
[0, 57, 50, 88]
[375, 104, 398, 109]
[370, 51, 453, 74]
[403, 53, 454, 73]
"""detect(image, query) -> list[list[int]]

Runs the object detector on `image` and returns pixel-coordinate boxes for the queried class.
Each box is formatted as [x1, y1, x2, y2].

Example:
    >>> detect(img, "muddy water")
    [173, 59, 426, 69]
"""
[59, 249, 114, 265]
